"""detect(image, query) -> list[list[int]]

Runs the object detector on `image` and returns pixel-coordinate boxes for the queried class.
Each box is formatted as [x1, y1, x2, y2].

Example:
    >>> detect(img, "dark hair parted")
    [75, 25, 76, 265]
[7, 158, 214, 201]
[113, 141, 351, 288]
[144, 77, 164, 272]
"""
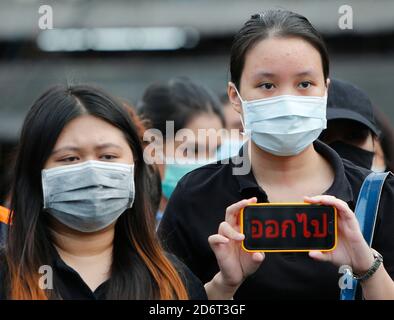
[137, 77, 225, 135]
[230, 9, 330, 89]
[3, 84, 188, 300]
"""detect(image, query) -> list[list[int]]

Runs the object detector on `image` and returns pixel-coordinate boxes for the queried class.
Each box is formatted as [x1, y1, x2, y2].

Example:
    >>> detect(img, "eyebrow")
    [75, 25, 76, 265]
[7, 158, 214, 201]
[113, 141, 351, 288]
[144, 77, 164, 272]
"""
[294, 70, 315, 77]
[94, 143, 123, 150]
[51, 146, 80, 155]
[252, 71, 276, 80]
[51, 143, 122, 155]
[252, 70, 315, 80]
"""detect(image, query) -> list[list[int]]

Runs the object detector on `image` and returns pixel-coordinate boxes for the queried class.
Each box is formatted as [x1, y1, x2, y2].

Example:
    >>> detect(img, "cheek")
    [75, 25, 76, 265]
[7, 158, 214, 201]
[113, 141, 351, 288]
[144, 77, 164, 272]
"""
[315, 83, 328, 96]
[125, 149, 135, 164]
[357, 137, 374, 152]
[43, 158, 56, 170]
[306, 86, 326, 97]
[117, 144, 135, 164]
[125, 154, 134, 164]
[43, 153, 64, 169]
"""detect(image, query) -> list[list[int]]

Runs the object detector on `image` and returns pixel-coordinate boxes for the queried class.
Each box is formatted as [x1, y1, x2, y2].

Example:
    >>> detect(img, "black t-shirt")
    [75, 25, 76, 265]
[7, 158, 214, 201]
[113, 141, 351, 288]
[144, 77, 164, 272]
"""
[0, 248, 207, 300]
[158, 140, 394, 300]
[0, 222, 6, 247]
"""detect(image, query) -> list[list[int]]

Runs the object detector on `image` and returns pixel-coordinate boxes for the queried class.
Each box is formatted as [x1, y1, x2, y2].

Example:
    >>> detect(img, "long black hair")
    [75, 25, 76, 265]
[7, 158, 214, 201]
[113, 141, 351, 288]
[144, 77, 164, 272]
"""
[3, 84, 188, 299]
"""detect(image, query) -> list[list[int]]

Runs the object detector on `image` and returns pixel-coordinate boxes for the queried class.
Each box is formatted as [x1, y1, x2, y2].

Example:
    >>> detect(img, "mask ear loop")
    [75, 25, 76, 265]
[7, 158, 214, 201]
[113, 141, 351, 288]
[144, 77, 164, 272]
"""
[231, 83, 251, 138]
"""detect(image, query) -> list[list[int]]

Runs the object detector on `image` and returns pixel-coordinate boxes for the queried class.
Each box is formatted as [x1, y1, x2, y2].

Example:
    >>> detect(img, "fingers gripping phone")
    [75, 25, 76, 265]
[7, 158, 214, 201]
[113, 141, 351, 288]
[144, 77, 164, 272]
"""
[240, 203, 338, 253]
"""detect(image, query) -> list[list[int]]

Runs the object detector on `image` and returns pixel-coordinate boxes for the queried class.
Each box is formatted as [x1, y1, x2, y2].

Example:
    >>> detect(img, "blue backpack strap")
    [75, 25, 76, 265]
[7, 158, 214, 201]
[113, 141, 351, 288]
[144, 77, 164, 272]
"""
[340, 171, 391, 300]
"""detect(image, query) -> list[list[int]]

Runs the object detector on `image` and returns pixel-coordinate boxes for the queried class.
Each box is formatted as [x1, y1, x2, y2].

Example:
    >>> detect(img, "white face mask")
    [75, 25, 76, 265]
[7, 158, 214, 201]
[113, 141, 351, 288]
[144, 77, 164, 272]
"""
[233, 86, 328, 156]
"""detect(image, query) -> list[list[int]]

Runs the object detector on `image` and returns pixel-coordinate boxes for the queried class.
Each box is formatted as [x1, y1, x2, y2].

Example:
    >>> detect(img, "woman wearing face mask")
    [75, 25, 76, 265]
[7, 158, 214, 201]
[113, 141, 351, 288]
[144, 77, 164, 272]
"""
[159, 9, 394, 299]
[138, 77, 225, 223]
[0, 85, 262, 300]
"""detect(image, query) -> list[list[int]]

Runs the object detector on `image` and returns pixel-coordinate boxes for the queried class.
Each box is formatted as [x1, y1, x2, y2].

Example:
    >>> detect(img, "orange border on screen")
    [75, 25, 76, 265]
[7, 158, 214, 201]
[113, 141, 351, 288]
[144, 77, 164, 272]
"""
[240, 203, 338, 253]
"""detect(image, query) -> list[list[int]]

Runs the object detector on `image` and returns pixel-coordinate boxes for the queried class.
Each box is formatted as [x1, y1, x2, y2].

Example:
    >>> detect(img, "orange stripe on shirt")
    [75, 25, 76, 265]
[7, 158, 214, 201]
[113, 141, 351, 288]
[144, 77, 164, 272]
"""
[0, 206, 10, 224]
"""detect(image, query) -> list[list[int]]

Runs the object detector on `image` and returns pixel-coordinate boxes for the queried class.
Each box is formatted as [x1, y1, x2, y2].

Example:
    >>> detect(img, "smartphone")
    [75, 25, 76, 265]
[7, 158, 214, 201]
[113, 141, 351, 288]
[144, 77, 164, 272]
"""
[240, 203, 337, 253]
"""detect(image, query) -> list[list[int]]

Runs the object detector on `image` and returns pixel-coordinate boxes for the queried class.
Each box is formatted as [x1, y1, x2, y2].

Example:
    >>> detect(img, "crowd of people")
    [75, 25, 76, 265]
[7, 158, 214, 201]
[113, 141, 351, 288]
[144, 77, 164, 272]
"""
[0, 9, 393, 300]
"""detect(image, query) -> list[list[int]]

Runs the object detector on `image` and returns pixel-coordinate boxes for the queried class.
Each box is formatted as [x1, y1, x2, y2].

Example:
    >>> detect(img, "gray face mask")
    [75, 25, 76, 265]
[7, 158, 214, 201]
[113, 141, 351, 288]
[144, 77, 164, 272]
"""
[42, 160, 135, 233]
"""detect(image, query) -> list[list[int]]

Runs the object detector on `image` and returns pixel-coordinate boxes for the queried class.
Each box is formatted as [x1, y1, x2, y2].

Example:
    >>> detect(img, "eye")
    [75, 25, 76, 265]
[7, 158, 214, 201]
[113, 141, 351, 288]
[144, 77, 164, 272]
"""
[60, 156, 79, 163]
[100, 154, 117, 161]
[298, 81, 312, 89]
[259, 83, 275, 90]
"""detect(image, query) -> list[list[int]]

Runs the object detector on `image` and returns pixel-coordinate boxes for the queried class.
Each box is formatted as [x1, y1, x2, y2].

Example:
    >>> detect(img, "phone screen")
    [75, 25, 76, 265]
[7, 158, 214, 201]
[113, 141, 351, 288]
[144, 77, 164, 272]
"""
[241, 204, 337, 252]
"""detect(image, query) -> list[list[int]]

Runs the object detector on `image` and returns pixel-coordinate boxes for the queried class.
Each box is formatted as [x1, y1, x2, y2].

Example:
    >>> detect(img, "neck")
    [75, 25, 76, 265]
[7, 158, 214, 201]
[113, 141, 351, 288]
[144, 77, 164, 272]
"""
[49, 219, 115, 258]
[250, 141, 324, 187]
[159, 196, 168, 213]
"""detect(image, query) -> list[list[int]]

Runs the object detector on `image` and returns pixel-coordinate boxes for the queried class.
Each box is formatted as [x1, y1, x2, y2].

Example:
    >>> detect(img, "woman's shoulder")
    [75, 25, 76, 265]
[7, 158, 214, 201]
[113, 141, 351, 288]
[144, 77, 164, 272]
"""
[166, 253, 208, 300]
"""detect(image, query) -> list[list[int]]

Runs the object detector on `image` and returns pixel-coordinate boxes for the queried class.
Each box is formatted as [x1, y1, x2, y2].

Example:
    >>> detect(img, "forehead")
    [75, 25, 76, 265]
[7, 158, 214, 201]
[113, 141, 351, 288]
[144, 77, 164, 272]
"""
[54, 114, 127, 146]
[184, 113, 223, 132]
[243, 36, 323, 78]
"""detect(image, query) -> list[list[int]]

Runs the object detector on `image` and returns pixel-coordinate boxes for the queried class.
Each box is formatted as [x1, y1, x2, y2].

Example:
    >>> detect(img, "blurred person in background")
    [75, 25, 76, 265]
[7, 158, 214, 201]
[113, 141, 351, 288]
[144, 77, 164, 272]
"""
[123, 102, 163, 223]
[373, 105, 394, 172]
[137, 77, 225, 223]
[319, 78, 391, 173]
[219, 93, 243, 134]
[216, 93, 246, 160]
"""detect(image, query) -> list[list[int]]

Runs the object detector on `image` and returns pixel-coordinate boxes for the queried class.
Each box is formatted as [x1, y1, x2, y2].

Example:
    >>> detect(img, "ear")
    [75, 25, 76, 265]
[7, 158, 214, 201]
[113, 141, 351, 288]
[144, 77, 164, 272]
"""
[326, 78, 330, 89]
[227, 82, 242, 114]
